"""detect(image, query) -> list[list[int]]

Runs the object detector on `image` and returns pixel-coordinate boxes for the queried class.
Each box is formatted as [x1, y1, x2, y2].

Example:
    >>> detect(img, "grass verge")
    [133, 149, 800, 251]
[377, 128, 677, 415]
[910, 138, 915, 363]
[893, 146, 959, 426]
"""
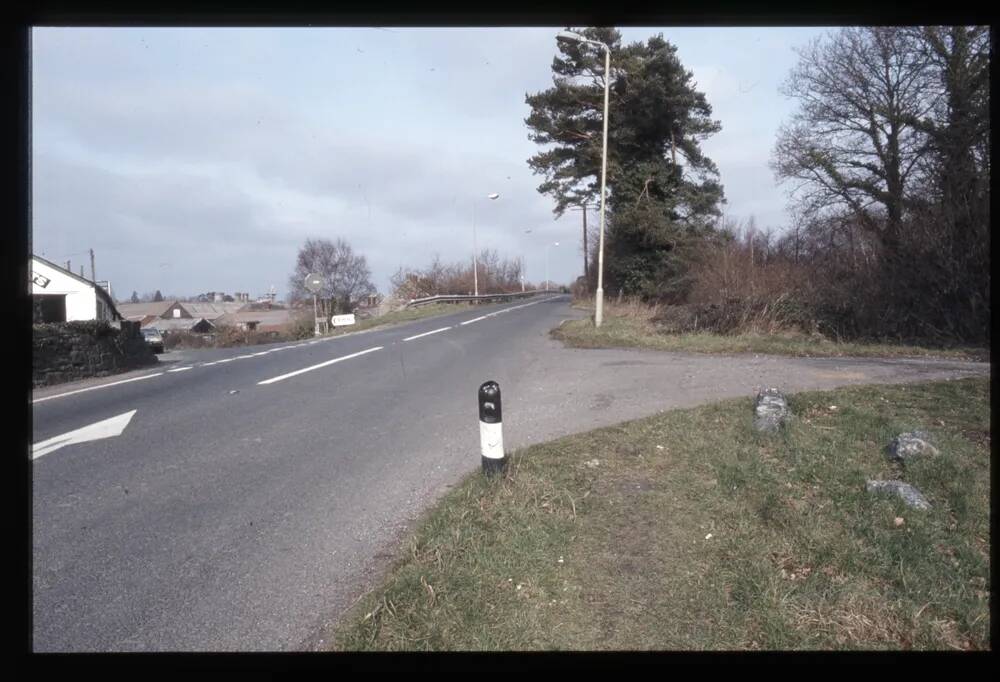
[332, 377, 990, 650]
[552, 307, 987, 361]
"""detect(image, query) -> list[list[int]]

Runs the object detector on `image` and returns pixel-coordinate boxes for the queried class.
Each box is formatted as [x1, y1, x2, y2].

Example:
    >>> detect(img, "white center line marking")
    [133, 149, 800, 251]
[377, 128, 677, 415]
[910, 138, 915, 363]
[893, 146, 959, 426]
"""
[217, 358, 236, 363]
[403, 326, 452, 341]
[258, 346, 384, 385]
[457, 295, 558, 327]
[32, 373, 164, 404]
[167, 366, 193, 372]
[251, 351, 268, 356]
[236, 354, 255, 359]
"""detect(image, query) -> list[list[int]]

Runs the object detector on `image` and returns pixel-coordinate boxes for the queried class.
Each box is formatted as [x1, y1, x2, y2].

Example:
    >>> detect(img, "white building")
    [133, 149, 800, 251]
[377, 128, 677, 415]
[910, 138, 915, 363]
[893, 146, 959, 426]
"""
[31, 255, 121, 323]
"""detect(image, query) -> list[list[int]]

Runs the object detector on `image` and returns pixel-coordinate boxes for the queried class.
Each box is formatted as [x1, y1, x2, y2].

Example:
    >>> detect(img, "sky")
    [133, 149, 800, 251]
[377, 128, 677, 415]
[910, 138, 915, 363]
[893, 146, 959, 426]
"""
[31, 26, 829, 301]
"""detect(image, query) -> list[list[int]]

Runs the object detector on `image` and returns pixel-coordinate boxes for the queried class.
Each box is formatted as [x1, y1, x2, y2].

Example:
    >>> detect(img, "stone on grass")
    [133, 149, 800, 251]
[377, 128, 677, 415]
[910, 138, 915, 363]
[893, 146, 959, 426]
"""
[865, 479, 932, 510]
[886, 431, 939, 463]
[754, 387, 789, 433]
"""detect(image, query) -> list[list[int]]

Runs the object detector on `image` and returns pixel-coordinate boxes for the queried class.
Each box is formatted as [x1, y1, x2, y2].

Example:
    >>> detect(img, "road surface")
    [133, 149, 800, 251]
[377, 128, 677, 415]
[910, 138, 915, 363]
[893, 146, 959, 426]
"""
[31, 295, 988, 651]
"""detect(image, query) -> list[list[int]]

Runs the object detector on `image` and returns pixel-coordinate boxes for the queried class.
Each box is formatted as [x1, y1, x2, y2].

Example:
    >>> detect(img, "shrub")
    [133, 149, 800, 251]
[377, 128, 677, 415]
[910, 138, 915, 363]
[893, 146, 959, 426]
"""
[163, 331, 213, 350]
[214, 325, 259, 348]
[287, 315, 316, 340]
[676, 223, 823, 337]
[61, 320, 117, 338]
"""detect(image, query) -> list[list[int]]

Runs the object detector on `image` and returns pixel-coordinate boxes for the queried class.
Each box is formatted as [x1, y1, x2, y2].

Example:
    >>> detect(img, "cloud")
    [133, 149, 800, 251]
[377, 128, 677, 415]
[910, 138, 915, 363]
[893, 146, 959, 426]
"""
[31, 26, 820, 297]
[32, 153, 302, 295]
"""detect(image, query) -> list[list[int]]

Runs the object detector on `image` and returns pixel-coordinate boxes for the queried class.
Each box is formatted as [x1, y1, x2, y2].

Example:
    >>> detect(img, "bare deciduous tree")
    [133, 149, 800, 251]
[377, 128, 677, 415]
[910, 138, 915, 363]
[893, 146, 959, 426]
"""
[772, 27, 936, 251]
[769, 25, 990, 343]
[288, 238, 377, 313]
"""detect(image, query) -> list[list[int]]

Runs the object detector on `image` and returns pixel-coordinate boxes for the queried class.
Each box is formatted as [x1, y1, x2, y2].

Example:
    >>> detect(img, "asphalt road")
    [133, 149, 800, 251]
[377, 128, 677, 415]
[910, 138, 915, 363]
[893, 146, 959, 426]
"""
[31, 295, 988, 651]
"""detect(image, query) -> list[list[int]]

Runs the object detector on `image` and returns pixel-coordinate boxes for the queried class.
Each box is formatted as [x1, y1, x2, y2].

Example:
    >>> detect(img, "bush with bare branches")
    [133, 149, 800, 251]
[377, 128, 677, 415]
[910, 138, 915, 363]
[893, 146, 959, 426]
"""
[391, 251, 526, 299]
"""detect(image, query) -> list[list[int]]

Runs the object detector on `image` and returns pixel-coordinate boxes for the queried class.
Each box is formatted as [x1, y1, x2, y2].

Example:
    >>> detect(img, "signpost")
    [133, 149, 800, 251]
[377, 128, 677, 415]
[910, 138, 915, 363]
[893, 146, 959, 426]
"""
[331, 314, 356, 327]
[304, 273, 324, 336]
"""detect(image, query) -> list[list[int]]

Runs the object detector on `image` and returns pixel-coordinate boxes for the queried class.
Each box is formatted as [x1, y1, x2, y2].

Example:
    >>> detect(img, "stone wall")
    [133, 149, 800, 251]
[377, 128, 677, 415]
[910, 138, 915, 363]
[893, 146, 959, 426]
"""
[33, 320, 157, 388]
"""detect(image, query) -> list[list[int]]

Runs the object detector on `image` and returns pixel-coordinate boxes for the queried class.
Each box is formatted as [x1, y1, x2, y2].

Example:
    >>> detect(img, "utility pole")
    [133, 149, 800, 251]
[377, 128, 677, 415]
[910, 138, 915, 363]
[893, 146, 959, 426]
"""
[89, 248, 95, 282]
[568, 203, 589, 284]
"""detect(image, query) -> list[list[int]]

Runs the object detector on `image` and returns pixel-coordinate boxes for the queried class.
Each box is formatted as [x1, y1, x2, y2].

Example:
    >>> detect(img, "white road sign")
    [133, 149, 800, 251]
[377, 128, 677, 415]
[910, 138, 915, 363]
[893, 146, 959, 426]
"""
[304, 273, 324, 293]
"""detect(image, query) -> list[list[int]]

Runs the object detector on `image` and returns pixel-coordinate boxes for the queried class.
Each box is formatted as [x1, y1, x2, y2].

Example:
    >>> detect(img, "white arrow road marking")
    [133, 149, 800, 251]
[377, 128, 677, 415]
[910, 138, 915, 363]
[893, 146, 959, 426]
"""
[403, 326, 452, 341]
[32, 410, 137, 460]
[257, 346, 384, 385]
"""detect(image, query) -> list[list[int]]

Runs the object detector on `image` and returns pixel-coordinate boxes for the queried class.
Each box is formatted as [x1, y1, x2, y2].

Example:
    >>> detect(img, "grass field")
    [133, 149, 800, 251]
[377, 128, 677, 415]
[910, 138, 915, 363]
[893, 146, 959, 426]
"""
[552, 301, 988, 362]
[332, 377, 990, 651]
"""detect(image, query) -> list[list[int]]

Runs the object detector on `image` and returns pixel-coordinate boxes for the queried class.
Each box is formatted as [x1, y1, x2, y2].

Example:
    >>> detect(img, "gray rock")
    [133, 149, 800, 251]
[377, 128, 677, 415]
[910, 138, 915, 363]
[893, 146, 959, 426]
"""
[886, 431, 939, 463]
[865, 479, 932, 510]
[754, 387, 789, 433]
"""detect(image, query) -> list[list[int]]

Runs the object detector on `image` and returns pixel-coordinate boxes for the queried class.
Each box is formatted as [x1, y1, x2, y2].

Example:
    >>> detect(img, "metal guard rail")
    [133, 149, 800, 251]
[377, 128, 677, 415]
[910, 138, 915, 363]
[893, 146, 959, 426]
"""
[404, 290, 554, 308]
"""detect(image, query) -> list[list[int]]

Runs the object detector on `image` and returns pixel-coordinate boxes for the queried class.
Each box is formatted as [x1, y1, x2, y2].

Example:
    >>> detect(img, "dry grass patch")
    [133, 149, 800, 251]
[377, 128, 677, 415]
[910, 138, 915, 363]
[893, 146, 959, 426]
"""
[332, 378, 989, 651]
[555, 300, 987, 361]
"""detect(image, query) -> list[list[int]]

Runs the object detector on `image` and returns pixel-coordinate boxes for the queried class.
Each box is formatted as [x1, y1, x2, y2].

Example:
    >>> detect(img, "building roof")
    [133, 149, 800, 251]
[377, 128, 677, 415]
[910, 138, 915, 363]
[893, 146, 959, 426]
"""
[30, 254, 122, 320]
[184, 302, 247, 319]
[116, 301, 186, 320]
[215, 310, 295, 327]
[141, 317, 215, 332]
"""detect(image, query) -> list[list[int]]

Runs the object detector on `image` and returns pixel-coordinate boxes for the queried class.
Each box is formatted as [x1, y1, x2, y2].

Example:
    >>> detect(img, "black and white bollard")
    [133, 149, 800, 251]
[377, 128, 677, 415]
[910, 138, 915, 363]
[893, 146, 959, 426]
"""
[478, 380, 506, 476]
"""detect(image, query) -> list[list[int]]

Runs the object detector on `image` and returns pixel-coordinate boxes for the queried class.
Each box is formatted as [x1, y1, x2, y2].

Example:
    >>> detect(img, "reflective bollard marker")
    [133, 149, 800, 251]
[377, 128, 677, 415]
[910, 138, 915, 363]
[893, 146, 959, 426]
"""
[479, 380, 506, 475]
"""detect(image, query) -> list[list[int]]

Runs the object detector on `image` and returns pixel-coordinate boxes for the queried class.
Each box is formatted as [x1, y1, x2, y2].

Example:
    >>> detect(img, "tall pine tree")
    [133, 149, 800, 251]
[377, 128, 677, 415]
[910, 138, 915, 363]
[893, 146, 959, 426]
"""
[526, 27, 725, 299]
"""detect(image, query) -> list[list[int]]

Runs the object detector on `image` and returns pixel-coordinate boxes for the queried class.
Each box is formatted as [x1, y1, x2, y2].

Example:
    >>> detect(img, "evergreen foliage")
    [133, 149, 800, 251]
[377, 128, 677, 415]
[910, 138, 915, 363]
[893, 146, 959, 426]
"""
[526, 27, 725, 299]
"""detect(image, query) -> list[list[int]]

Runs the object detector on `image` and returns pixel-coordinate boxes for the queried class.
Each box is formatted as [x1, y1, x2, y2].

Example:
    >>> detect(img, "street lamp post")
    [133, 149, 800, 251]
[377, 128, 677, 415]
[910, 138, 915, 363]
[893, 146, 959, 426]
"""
[522, 228, 532, 292]
[545, 241, 559, 291]
[556, 30, 610, 326]
[473, 192, 501, 296]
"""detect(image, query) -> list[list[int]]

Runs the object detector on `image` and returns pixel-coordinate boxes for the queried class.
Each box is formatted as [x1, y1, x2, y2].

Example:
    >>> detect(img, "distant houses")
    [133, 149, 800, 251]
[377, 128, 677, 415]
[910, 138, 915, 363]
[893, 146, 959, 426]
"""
[116, 298, 296, 335]
[216, 309, 295, 333]
[31, 255, 122, 323]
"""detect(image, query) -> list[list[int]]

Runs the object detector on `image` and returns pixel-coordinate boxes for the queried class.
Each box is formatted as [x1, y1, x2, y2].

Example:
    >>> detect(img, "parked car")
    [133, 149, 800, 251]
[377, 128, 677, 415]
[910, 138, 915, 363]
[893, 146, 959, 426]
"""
[142, 328, 164, 353]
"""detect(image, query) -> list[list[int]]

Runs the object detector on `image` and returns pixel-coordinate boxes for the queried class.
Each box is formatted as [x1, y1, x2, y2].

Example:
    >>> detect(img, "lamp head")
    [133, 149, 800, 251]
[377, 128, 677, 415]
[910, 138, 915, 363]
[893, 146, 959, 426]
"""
[556, 30, 584, 45]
